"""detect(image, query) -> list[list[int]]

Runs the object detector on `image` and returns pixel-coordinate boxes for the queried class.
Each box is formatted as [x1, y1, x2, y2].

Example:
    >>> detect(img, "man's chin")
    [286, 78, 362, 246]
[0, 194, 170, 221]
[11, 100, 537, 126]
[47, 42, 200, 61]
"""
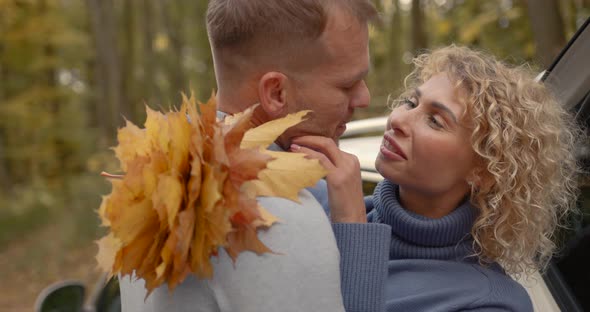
[334, 124, 347, 140]
[279, 129, 342, 149]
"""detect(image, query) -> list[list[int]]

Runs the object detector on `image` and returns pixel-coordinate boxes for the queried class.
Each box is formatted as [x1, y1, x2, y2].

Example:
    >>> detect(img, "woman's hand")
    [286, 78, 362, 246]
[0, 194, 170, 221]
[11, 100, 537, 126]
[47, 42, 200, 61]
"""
[291, 136, 366, 223]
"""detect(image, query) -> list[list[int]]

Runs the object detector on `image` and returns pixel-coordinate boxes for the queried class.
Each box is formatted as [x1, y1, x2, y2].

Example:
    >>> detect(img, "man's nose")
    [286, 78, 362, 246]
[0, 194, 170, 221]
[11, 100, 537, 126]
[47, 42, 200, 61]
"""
[350, 80, 370, 109]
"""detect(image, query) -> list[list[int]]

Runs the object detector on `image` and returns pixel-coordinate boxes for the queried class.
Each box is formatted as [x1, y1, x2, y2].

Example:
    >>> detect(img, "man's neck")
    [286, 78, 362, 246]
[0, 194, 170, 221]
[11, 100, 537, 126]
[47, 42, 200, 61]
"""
[216, 75, 260, 113]
[216, 91, 251, 114]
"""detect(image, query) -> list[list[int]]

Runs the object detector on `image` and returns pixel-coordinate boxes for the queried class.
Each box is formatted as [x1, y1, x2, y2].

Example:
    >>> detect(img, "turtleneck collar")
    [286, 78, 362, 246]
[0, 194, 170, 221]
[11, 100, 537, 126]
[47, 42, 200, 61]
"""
[371, 180, 479, 261]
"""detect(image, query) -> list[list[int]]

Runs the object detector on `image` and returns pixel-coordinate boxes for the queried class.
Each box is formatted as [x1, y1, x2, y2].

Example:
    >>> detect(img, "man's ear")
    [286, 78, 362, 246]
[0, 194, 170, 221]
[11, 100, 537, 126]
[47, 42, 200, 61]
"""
[258, 72, 288, 119]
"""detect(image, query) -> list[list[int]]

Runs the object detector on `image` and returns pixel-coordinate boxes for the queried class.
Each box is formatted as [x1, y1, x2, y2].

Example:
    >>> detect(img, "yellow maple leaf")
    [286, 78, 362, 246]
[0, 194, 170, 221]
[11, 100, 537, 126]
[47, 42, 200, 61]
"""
[252, 205, 282, 228]
[96, 233, 122, 278]
[169, 208, 195, 289]
[245, 150, 328, 202]
[223, 105, 256, 155]
[113, 120, 148, 171]
[145, 107, 169, 153]
[118, 228, 158, 276]
[222, 104, 258, 127]
[225, 225, 273, 261]
[165, 104, 192, 174]
[240, 110, 310, 149]
[97, 195, 111, 227]
[152, 173, 184, 229]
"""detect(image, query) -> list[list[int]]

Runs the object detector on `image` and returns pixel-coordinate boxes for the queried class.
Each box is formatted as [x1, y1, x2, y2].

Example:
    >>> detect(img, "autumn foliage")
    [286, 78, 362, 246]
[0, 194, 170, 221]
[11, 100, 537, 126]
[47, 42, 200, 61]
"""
[96, 94, 326, 295]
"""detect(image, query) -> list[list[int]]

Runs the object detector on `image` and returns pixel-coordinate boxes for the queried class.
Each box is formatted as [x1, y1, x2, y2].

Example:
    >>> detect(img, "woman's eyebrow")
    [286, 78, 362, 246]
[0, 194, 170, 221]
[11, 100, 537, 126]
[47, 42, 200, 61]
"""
[415, 88, 458, 123]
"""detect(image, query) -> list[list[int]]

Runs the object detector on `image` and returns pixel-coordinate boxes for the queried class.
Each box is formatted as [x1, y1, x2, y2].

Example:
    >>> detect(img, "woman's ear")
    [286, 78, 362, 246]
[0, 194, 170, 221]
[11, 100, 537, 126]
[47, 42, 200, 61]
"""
[466, 167, 483, 189]
[258, 72, 288, 119]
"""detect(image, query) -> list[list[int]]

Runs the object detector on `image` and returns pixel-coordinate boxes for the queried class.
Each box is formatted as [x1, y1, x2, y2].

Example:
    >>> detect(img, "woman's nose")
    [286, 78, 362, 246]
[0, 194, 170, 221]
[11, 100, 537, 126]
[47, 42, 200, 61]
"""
[388, 107, 411, 136]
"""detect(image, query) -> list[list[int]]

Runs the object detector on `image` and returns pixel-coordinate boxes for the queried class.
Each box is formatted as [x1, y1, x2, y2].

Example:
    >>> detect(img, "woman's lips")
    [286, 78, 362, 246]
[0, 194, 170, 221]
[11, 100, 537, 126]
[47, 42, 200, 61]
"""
[380, 133, 407, 160]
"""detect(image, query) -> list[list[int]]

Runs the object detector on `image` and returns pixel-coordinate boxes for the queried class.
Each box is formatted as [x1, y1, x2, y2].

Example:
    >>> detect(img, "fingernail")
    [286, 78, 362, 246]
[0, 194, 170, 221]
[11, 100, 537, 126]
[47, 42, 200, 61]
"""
[290, 144, 301, 151]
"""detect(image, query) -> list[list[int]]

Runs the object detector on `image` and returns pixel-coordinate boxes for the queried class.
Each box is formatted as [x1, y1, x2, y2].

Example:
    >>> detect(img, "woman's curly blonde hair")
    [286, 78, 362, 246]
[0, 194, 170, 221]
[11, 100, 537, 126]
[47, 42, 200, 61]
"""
[399, 45, 583, 276]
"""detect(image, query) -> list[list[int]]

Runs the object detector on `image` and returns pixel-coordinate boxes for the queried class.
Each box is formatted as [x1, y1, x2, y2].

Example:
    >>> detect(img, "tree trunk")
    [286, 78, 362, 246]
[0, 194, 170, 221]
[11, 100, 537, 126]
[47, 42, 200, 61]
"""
[123, 0, 137, 121]
[193, 0, 216, 98]
[141, 0, 159, 108]
[39, 0, 62, 183]
[86, 0, 124, 136]
[0, 132, 9, 189]
[411, 0, 428, 54]
[0, 45, 5, 102]
[390, 0, 404, 87]
[161, 1, 187, 100]
[0, 51, 6, 188]
[526, 0, 567, 67]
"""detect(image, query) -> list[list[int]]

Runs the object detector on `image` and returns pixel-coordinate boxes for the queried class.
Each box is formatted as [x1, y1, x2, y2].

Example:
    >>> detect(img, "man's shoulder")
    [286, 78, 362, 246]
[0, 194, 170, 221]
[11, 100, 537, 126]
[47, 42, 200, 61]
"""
[255, 189, 337, 253]
[208, 190, 344, 312]
[119, 274, 220, 312]
[120, 190, 345, 312]
[258, 189, 329, 227]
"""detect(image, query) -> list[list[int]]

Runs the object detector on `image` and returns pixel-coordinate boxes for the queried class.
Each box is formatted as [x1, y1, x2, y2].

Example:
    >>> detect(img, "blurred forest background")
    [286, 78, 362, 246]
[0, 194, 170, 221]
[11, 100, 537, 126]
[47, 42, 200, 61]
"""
[0, 0, 589, 310]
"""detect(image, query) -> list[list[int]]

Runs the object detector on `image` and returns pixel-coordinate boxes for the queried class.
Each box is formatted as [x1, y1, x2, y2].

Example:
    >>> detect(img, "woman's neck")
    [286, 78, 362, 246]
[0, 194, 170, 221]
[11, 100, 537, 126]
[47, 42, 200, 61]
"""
[398, 185, 470, 219]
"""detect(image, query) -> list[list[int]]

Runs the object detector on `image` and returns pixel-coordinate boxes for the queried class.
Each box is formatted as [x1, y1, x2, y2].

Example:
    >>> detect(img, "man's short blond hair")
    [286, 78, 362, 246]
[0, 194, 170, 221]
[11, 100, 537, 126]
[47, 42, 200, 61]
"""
[206, 0, 377, 51]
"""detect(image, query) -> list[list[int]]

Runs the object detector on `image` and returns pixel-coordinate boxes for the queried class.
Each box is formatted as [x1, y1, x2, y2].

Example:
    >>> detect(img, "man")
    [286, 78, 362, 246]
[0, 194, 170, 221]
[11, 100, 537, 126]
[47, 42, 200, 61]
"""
[120, 1, 391, 311]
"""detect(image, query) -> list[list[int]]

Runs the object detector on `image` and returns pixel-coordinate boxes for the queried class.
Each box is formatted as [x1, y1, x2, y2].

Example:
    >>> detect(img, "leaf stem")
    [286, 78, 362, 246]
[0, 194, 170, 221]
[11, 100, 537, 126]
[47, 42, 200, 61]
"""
[100, 171, 124, 179]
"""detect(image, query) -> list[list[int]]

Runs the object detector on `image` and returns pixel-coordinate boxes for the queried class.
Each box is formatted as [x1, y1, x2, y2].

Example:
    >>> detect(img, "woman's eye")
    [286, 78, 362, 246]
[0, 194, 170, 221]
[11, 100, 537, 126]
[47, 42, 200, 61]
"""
[429, 116, 443, 129]
[403, 98, 417, 108]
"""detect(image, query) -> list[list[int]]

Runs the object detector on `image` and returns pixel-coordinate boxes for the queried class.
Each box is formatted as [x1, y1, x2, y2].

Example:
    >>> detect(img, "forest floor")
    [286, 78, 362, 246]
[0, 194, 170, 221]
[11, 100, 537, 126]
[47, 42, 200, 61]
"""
[0, 173, 108, 312]
[0, 221, 101, 312]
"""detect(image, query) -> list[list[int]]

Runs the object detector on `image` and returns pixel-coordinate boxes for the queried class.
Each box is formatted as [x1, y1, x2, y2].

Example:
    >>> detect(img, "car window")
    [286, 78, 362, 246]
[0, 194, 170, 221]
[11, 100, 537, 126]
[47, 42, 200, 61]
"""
[541, 17, 590, 311]
[553, 180, 590, 311]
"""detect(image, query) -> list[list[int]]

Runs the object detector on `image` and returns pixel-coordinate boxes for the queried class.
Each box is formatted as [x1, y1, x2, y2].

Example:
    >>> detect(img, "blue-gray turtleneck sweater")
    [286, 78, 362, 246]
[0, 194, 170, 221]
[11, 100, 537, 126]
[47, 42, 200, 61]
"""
[334, 180, 533, 312]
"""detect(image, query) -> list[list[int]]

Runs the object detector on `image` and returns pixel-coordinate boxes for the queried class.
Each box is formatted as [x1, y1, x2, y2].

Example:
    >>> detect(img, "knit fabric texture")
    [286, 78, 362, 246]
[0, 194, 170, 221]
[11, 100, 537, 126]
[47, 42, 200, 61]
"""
[359, 180, 533, 312]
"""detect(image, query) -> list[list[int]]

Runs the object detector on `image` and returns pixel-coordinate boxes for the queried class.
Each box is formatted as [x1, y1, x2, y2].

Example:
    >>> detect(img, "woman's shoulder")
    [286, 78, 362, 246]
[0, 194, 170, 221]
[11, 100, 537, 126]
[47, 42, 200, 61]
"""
[385, 260, 533, 311]
[468, 263, 533, 311]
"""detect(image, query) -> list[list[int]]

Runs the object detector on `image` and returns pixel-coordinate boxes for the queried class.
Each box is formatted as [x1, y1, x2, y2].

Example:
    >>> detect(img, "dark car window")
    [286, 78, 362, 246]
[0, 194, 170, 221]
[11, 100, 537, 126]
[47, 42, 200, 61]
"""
[552, 180, 590, 311]
[542, 16, 590, 312]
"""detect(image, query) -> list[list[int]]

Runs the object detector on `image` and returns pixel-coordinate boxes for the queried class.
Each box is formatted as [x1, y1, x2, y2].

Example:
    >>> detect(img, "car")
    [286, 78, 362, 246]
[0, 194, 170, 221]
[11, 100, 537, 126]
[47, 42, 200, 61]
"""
[340, 17, 590, 312]
[34, 272, 121, 312]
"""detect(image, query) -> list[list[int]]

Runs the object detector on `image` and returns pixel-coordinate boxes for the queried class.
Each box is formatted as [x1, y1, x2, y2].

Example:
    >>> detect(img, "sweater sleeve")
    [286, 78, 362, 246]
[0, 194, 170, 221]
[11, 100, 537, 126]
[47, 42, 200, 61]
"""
[332, 223, 392, 312]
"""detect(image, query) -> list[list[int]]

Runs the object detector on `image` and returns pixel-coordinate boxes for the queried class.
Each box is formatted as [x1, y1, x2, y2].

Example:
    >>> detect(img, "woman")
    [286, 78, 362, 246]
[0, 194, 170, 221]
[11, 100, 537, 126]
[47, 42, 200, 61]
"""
[292, 45, 582, 311]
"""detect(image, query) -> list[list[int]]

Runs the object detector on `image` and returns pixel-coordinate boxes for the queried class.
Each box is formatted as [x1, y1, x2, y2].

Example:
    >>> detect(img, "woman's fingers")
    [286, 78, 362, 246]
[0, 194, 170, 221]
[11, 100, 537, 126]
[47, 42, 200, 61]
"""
[291, 136, 343, 166]
[290, 143, 336, 171]
[291, 136, 361, 178]
[291, 135, 366, 223]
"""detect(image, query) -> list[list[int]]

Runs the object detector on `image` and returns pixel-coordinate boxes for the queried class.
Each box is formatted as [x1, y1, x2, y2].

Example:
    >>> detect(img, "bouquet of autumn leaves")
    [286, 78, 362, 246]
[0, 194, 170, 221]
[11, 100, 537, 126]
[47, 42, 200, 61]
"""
[96, 94, 326, 296]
